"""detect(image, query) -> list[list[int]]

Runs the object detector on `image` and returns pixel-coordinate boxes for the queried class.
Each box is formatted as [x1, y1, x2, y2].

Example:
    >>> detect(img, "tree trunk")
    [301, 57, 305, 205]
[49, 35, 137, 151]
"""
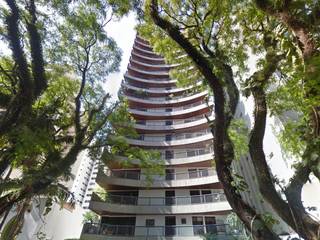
[148, 1, 280, 238]
[249, 85, 320, 240]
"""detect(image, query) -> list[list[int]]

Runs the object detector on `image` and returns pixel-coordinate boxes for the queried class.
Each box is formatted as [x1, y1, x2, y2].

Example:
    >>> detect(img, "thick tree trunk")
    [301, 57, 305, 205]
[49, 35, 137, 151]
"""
[250, 85, 320, 240]
[0, 207, 11, 231]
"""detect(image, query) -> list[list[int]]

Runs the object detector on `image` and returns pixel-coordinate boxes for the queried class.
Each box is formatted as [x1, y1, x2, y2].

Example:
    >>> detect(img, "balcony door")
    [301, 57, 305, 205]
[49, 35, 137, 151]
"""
[165, 150, 173, 160]
[192, 216, 204, 235]
[190, 190, 201, 204]
[165, 216, 176, 236]
[165, 120, 172, 126]
[205, 216, 217, 235]
[165, 190, 175, 205]
[165, 169, 175, 180]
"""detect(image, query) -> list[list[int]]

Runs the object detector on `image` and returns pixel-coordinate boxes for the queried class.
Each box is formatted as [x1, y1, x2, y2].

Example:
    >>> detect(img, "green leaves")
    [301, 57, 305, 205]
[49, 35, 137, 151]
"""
[228, 119, 249, 161]
[0, 0, 141, 223]
[277, 119, 307, 159]
[82, 211, 99, 224]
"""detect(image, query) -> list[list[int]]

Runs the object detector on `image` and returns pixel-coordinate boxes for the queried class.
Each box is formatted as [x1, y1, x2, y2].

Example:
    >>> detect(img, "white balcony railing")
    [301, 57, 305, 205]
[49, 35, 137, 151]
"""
[98, 168, 219, 188]
[131, 100, 212, 113]
[128, 65, 169, 76]
[131, 51, 165, 62]
[103, 168, 216, 181]
[124, 91, 207, 105]
[93, 192, 227, 206]
[82, 223, 238, 238]
[124, 73, 176, 84]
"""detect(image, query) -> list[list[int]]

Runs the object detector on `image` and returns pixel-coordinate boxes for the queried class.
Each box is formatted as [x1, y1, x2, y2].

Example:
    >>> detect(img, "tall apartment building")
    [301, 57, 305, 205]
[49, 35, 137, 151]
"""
[81, 36, 234, 239]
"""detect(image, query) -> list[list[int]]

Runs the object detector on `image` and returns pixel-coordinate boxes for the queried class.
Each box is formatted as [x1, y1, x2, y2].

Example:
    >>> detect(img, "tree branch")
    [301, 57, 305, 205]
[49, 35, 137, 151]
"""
[25, 0, 47, 98]
[148, 1, 279, 239]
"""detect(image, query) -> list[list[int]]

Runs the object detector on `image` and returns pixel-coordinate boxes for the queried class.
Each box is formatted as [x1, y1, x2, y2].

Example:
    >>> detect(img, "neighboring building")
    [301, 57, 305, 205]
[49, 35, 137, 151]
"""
[0, 152, 96, 240]
[81, 36, 233, 239]
[68, 151, 98, 209]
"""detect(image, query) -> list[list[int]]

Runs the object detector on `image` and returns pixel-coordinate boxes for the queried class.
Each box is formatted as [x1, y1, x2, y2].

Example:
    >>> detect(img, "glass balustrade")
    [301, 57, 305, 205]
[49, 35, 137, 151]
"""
[159, 147, 213, 160]
[103, 168, 216, 181]
[82, 223, 239, 237]
[125, 90, 206, 102]
[130, 129, 212, 142]
[131, 100, 212, 113]
[135, 115, 209, 126]
[93, 192, 226, 206]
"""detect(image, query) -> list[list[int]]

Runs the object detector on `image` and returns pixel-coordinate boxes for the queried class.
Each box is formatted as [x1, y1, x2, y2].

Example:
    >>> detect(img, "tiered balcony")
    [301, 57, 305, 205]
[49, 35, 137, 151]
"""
[124, 74, 176, 87]
[135, 38, 153, 50]
[128, 65, 169, 77]
[122, 81, 201, 96]
[126, 129, 213, 147]
[129, 100, 213, 120]
[89, 192, 230, 215]
[107, 148, 214, 167]
[130, 58, 174, 71]
[134, 115, 213, 133]
[132, 45, 163, 59]
[97, 168, 218, 188]
[125, 91, 208, 108]
[131, 51, 166, 65]
[82, 223, 238, 240]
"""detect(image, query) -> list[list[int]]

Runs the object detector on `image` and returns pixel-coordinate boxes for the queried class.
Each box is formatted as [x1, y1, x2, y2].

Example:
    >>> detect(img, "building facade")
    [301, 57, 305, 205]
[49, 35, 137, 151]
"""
[0, 151, 96, 240]
[81, 36, 234, 239]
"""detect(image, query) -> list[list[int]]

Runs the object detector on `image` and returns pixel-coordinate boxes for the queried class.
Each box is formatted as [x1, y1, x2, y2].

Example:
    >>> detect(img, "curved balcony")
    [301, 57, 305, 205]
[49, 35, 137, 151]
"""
[129, 101, 213, 120]
[128, 66, 169, 77]
[166, 151, 213, 165]
[131, 51, 165, 64]
[126, 130, 213, 147]
[135, 38, 152, 49]
[134, 116, 213, 133]
[89, 192, 230, 215]
[133, 45, 163, 59]
[134, 40, 153, 51]
[97, 168, 218, 188]
[107, 148, 214, 168]
[122, 81, 201, 96]
[82, 223, 237, 239]
[125, 91, 207, 107]
[130, 58, 175, 70]
[124, 74, 176, 85]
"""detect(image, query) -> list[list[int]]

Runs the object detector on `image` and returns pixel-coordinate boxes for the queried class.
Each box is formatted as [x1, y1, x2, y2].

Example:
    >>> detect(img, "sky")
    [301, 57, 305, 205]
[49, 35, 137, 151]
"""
[103, 13, 137, 101]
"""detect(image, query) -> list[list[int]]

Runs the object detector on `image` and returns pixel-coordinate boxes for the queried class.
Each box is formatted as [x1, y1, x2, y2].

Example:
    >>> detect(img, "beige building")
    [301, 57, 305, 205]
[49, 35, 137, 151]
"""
[81, 36, 234, 239]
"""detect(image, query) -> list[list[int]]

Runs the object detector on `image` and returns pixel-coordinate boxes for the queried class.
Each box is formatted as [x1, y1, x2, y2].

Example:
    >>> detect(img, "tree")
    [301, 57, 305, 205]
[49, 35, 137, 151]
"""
[141, 1, 279, 239]
[140, 0, 320, 239]
[0, 0, 161, 237]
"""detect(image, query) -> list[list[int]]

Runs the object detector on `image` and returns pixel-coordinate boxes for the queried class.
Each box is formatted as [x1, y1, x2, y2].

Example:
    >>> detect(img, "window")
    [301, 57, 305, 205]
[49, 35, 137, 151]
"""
[146, 219, 155, 227]
[165, 120, 172, 126]
[166, 169, 175, 180]
[188, 169, 198, 178]
[165, 135, 172, 141]
[181, 218, 186, 224]
[136, 120, 146, 125]
[165, 150, 173, 159]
